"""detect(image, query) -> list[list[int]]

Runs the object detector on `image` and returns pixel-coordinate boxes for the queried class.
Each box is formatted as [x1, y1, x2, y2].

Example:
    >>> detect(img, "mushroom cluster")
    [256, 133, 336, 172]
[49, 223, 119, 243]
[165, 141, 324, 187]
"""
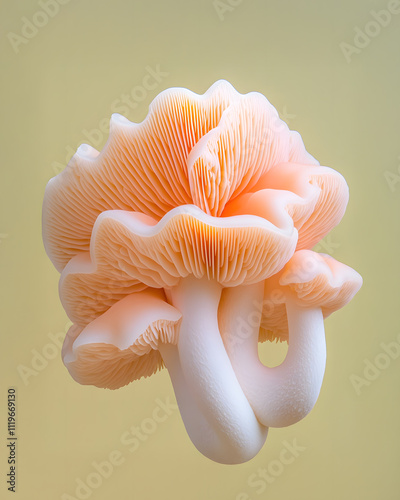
[42, 81, 362, 464]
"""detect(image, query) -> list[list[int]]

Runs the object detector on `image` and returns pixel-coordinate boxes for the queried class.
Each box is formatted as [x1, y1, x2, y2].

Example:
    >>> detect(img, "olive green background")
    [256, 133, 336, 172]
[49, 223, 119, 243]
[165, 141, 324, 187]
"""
[1, 0, 399, 499]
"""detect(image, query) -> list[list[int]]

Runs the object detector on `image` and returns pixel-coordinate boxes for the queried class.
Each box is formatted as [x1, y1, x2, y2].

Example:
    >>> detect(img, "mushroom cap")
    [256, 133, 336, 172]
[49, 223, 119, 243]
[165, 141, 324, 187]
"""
[62, 290, 181, 389]
[42, 80, 319, 272]
[223, 162, 349, 251]
[260, 250, 362, 342]
[60, 205, 298, 327]
[42, 80, 356, 377]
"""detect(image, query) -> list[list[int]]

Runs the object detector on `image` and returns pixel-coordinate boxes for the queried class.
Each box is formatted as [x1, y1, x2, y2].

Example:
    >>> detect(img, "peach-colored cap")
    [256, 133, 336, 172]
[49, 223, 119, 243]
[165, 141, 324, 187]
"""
[61, 290, 181, 389]
[42, 80, 319, 273]
[260, 250, 362, 342]
[60, 205, 298, 327]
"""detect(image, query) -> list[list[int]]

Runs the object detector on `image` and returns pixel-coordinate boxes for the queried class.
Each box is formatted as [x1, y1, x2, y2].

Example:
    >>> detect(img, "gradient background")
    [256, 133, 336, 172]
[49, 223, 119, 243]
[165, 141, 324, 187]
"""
[1, 0, 399, 499]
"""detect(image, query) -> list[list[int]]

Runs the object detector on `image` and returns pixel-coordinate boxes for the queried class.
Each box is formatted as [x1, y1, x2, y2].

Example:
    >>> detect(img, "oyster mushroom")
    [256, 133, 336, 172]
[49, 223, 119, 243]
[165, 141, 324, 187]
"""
[42, 80, 362, 464]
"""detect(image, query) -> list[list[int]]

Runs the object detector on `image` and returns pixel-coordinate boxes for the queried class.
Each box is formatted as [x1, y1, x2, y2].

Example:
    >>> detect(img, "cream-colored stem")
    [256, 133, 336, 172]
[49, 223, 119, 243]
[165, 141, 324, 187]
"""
[160, 276, 267, 465]
[220, 282, 326, 428]
[158, 342, 225, 460]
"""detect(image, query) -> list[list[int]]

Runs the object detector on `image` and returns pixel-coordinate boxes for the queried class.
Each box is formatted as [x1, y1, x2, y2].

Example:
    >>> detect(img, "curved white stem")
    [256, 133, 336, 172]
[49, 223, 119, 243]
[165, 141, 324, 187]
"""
[161, 276, 268, 465]
[219, 283, 326, 428]
[158, 342, 226, 460]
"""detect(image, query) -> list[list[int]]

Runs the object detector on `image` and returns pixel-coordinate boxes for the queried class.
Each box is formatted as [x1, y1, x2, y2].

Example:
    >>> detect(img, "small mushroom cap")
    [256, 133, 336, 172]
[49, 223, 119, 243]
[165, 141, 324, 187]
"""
[62, 290, 181, 389]
[60, 205, 298, 327]
[260, 250, 362, 342]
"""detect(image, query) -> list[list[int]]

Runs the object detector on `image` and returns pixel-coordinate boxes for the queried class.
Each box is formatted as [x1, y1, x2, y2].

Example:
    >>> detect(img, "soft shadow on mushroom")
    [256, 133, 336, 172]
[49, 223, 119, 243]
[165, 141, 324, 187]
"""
[43, 81, 362, 464]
